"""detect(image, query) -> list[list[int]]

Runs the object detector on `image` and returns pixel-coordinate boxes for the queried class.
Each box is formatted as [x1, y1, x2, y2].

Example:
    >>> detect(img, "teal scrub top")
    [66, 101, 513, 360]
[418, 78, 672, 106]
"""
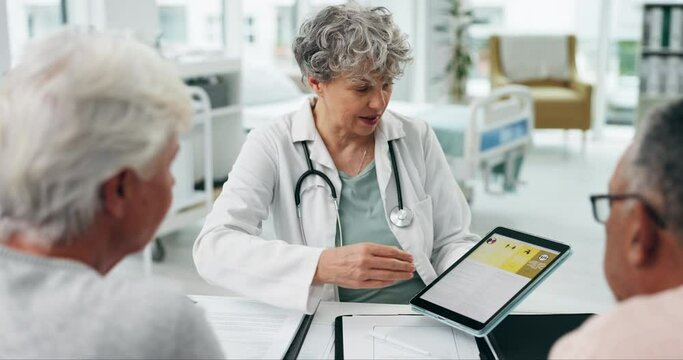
[336, 162, 426, 304]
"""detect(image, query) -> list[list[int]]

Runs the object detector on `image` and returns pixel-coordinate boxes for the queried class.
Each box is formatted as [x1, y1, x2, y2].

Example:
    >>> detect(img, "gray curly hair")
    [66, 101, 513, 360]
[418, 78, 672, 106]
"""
[293, 3, 412, 83]
[629, 100, 683, 239]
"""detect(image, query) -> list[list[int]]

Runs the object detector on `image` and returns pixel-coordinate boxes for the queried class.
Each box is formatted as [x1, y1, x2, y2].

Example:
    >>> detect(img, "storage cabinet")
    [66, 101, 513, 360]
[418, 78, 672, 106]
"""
[637, 2, 683, 128]
[178, 58, 244, 186]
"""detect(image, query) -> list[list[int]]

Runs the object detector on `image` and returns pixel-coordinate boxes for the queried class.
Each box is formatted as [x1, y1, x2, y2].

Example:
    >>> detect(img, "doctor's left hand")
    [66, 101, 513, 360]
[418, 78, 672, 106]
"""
[312, 243, 415, 289]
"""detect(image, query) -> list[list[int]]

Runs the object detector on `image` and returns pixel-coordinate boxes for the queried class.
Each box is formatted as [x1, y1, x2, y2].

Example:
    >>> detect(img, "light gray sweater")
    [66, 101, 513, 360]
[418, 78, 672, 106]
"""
[0, 245, 224, 359]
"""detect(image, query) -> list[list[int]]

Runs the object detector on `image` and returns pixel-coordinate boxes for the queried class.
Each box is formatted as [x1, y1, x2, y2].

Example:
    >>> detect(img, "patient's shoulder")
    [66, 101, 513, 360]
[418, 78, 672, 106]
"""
[93, 276, 218, 355]
[550, 287, 683, 359]
[101, 275, 195, 318]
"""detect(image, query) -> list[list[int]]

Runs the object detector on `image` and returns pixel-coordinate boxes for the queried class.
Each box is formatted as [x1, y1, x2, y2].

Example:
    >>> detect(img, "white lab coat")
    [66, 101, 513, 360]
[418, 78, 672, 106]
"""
[194, 99, 478, 314]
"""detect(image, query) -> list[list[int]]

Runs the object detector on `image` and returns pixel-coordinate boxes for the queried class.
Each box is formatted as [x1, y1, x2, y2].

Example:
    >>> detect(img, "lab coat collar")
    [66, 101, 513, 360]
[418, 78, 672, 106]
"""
[291, 97, 337, 170]
[291, 97, 318, 143]
[376, 109, 406, 142]
[290, 97, 406, 171]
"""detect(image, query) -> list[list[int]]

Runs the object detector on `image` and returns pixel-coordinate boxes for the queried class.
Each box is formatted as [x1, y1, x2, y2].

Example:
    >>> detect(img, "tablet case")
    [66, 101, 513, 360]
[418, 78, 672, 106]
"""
[335, 315, 349, 360]
[335, 313, 593, 360]
[283, 314, 315, 360]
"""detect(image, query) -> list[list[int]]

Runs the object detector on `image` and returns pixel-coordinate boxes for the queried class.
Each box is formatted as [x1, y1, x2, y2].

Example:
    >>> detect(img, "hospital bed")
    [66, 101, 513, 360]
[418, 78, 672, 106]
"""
[242, 69, 533, 201]
[387, 85, 534, 199]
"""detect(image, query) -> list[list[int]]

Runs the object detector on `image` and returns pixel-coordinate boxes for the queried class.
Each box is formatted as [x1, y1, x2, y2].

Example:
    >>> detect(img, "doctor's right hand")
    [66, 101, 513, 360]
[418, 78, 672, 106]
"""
[312, 243, 415, 289]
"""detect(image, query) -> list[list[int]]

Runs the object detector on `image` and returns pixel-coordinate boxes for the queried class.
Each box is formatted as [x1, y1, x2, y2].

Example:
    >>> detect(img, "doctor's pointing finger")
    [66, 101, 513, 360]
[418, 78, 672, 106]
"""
[193, 3, 478, 313]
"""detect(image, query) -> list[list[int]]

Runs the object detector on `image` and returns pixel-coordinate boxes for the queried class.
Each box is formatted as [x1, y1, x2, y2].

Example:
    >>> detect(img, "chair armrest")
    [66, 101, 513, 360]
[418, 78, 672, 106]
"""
[570, 80, 592, 99]
[491, 73, 512, 88]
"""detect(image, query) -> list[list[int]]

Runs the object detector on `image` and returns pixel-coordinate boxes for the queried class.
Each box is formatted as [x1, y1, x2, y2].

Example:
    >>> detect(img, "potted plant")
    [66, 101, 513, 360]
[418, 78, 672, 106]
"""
[447, 0, 474, 103]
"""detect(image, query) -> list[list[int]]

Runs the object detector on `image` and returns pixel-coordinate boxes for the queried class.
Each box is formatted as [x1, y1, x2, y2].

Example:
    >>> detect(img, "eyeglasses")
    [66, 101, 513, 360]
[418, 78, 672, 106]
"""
[589, 193, 667, 228]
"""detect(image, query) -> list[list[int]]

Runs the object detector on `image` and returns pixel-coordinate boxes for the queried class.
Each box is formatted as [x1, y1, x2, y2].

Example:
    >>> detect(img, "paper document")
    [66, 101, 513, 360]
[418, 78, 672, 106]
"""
[297, 323, 335, 359]
[189, 295, 305, 359]
[341, 315, 479, 360]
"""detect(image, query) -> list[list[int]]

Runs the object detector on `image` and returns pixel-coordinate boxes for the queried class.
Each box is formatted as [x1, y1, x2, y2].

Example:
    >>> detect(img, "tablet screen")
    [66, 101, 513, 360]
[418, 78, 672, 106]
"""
[419, 232, 561, 323]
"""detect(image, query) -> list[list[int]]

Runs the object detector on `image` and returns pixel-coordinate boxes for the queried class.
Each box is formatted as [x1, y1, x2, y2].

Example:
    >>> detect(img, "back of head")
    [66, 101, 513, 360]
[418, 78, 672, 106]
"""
[0, 29, 191, 246]
[631, 100, 683, 243]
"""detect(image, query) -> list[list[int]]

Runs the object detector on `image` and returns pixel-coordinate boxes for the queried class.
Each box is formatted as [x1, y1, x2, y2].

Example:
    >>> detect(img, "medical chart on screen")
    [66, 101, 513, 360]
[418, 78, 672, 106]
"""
[421, 234, 559, 323]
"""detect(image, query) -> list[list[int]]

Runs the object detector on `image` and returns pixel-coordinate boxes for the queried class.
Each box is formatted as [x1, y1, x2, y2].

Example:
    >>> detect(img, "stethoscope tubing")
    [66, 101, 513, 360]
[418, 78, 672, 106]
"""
[387, 140, 404, 210]
[294, 139, 411, 246]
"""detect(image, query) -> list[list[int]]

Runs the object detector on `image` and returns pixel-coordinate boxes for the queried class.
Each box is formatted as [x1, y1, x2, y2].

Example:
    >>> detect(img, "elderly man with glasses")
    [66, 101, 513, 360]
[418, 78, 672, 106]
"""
[550, 100, 683, 358]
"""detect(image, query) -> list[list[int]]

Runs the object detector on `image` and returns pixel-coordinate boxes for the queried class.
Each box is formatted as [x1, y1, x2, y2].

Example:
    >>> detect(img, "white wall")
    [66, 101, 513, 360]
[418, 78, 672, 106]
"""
[0, 0, 10, 75]
[101, 0, 159, 44]
[503, 0, 576, 33]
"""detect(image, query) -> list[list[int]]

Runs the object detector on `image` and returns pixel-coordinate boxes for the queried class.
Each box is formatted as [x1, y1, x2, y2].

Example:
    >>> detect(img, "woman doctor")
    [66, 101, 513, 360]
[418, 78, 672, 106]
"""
[194, 4, 478, 313]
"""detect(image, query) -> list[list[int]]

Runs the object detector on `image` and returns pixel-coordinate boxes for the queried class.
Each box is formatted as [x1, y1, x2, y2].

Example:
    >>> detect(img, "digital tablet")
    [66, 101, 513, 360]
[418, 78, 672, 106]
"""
[410, 227, 572, 337]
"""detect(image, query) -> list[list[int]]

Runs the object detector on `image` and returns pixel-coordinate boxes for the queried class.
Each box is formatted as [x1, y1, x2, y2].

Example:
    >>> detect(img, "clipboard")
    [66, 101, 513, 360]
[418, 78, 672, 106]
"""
[336, 314, 429, 360]
[335, 313, 593, 360]
[335, 313, 479, 359]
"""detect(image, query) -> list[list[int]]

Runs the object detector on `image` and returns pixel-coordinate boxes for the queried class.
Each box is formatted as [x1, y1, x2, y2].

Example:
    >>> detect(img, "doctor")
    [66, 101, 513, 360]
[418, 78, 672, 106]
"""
[194, 4, 478, 313]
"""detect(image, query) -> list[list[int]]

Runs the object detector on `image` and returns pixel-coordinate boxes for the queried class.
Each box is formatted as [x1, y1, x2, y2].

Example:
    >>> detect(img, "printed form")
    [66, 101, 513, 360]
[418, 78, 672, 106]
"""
[189, 295, 305, 359]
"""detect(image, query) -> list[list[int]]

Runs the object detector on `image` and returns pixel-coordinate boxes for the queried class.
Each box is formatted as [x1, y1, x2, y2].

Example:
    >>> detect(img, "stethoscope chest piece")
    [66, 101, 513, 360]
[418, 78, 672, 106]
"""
[390, 206, 413, 227]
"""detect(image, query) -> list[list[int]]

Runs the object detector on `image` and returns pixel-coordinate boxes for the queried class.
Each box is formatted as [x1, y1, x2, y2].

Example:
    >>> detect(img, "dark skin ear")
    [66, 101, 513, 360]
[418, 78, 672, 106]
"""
[100, 170, 133, 219]
[628, 201, 661, 268]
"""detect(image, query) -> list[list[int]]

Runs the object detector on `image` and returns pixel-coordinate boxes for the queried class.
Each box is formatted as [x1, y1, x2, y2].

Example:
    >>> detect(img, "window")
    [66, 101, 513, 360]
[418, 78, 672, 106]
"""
[156, 0, 225, 52]
[159, 6, 187, 43]
[468, 6, 504, 80]
[242, 0, 297, 67]
[26, 3, 63, 38]
[6, 0, 66, 64]
[617, 40, 638, 77]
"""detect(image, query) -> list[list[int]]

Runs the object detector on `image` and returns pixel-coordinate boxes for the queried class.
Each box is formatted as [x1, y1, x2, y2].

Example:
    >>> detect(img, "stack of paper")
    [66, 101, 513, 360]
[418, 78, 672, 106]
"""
[189, 295, 305, 359]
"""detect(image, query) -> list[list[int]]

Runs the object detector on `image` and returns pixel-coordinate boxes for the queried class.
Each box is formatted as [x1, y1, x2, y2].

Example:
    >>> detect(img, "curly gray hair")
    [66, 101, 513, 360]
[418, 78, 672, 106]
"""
[293, 4, 412, 83]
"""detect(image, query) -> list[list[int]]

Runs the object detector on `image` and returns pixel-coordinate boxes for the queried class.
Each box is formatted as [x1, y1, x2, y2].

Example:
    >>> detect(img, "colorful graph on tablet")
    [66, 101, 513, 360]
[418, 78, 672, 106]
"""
[420, 233, 560, 323]
[470, 235, 559, 278]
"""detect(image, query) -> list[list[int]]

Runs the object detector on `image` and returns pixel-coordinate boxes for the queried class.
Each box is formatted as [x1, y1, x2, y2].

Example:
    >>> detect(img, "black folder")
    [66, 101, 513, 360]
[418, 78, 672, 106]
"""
[283, 314, 315, 360]
[477, 313, 593, 360]
[335, 313, 593, 360]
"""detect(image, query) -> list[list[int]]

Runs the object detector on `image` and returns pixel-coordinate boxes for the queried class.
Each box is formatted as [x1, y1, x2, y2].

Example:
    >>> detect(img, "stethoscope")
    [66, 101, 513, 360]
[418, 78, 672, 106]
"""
[294, 140, 414, 246]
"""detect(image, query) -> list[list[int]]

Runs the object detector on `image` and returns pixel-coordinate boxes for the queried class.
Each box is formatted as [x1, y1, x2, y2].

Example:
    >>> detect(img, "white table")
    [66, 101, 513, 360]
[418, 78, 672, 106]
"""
[297, 295, 606, 360]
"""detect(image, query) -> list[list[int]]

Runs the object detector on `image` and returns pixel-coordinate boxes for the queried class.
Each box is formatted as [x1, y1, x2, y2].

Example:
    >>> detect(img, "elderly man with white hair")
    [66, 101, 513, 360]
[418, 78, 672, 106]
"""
[0, 30, 223, 358]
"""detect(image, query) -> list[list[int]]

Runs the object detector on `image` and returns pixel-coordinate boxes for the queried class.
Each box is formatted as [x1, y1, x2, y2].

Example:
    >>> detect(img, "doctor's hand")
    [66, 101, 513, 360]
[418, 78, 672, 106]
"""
[312, 243, 415, 289]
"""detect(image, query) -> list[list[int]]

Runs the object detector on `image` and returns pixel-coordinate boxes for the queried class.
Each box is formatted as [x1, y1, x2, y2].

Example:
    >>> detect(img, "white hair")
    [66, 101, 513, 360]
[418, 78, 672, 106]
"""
[0, 29, 192, 245]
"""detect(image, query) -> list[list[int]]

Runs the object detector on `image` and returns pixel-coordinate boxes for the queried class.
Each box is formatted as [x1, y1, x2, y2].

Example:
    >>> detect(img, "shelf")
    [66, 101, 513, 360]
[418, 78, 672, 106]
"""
[643, 1, 683, 7]
[192, 104, 241, 118]
[211, 105, 242, 117]
[642, 50, 683, 55]
[639, 95, 683, 101]
[176, 57, 241, 79]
